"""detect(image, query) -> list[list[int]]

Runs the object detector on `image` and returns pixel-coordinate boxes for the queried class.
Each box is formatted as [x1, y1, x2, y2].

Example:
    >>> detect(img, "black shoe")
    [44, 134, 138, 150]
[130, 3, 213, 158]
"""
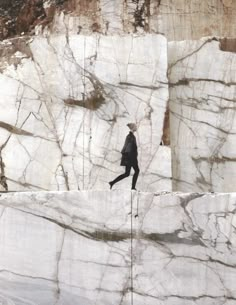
[131, 187, 137, 191]
[109, 182, 113, 189]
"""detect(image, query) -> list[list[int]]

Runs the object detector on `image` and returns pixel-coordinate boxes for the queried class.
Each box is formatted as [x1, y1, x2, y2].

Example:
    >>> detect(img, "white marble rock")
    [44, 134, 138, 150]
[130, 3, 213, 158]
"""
[40, 0, 236, 40]
[0, 190, 236, 304]
[40, 0, 162, 36]
[159, 0, 236, 41]
[169, 38, 236, 192]
[0, 33, 171, 192]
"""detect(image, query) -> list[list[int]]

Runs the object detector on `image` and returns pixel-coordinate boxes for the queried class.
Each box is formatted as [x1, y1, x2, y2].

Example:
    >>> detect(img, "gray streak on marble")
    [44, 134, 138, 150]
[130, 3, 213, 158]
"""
[0, 190, 235, 304]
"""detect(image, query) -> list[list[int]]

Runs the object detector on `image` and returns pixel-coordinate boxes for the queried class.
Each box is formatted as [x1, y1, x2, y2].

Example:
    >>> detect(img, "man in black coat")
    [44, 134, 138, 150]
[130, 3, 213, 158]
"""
[109, 123, 140, 190]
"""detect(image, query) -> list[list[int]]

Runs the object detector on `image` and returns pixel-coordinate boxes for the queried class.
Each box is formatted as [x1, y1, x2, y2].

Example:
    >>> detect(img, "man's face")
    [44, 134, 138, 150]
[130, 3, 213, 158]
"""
[132, 125, 137, 132]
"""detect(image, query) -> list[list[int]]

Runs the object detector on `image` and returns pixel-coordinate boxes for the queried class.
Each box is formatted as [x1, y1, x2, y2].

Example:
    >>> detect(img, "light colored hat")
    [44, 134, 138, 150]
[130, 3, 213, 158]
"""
[127, 123, 137, 131]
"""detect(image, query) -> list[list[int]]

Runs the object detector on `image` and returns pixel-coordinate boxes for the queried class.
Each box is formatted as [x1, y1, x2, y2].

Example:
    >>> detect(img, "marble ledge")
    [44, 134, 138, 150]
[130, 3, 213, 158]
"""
[0, 190, 236, 305]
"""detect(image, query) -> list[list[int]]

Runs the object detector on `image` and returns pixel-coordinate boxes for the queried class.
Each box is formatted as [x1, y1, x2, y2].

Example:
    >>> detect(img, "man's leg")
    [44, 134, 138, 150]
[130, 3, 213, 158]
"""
[131, 163, 140, 190]
[110, 166, 131, 188]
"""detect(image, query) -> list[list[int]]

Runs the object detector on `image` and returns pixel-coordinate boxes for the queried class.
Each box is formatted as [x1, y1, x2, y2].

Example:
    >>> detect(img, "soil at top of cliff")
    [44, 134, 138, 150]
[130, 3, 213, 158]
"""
[0, 0, 45, 39]
[0, 0, 70, 40]
[0, 0, 97, 40]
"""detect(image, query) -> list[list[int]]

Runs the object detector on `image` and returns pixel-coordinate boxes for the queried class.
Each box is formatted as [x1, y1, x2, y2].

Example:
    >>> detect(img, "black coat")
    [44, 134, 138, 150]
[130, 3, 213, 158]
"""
[120, 132, 138, 166]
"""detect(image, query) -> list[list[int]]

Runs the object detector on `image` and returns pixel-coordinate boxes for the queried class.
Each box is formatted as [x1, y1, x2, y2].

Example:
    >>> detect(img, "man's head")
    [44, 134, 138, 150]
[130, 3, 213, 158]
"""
[127, 123, 137, 132]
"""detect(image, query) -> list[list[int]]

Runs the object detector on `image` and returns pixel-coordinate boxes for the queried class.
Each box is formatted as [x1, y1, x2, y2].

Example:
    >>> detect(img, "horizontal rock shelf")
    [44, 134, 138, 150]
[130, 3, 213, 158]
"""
[0, 190, 235, 305]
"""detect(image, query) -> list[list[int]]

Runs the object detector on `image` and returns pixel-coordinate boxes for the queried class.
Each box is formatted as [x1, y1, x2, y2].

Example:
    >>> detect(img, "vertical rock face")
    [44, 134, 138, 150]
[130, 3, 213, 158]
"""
[0, 0, 236, 192]
[1, 0, 236, 41]
[169, 38, 236, 192]
[0, 33, 170, 192]
[159, 0, 236, 40]
[0, 1, 173, 193]
[1, 1, 236, 304]
[0, 191, 236, 305]
[0, 0, 163, 39]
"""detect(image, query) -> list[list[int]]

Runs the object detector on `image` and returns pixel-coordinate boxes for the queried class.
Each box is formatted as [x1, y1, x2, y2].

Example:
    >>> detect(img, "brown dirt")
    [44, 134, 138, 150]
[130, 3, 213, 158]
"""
[219, 38, 236, 53]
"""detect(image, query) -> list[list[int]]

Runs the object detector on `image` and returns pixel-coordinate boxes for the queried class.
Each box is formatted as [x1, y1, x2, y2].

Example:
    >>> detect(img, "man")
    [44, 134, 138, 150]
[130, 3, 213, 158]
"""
[109, 123, 139, 190]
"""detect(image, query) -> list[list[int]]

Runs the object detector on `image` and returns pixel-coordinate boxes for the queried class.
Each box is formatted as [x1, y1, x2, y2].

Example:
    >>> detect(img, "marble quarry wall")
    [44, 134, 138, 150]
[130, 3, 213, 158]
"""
[0, 33, 170, 192]
[0, 190, 236, 305]
[0, 0, 162, 40]
[160, 0, 236, 41]
[0, 0, 236, 192]
[0, 1, 236, 305]
[169, 37, 236, 192]
[1, 0, 236, 40]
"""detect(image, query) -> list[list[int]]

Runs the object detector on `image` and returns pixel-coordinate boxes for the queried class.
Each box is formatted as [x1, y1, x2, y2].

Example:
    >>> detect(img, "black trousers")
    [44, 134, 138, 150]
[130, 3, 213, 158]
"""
[111, 163, 140, 189]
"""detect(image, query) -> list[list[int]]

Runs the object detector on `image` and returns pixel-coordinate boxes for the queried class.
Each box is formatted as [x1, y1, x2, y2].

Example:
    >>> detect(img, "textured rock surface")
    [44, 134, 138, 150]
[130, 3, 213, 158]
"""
[1, 1, 236, 194]
[1, 0, 236, 40]
[0, 2, 236, 305]
[0, 33, 170, 192]
[159, 0, 236, 40]
[169, 38, 236, 192]
[0, 0, 163, 39]
[0, 190, 236, 304]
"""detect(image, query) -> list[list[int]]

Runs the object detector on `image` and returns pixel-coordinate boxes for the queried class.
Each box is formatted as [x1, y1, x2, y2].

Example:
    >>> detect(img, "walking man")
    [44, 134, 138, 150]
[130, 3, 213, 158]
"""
[109, 123, 140, 190]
